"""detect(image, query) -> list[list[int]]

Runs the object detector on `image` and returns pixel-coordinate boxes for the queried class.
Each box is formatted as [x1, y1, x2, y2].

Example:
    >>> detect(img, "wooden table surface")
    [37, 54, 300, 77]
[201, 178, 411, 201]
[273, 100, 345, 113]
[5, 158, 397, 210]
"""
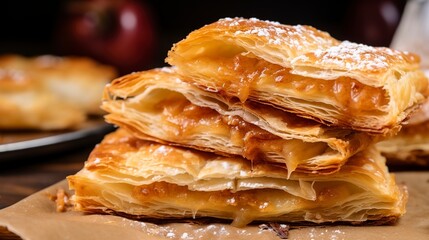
[0, 137, 105, 209]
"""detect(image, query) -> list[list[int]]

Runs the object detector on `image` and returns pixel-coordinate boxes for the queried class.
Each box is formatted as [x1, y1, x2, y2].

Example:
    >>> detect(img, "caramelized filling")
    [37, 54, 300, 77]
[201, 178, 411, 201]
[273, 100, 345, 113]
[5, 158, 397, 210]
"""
[134, 182, 269, 208]
[133, 182, 353, 209]
[155, 94, 278, 157]
[132, 181, 354, 226]
[133, 181, 284, 226]
[245, 101, 323, 129]
[195, 54, 389, 114]
[150, 92, 328, 165]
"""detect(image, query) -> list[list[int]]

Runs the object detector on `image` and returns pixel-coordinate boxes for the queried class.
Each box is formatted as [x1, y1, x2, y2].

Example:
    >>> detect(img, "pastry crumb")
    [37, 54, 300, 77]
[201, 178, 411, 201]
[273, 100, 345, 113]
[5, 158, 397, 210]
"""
[47, 188, 73, 212]
[259, 222, 290, 239]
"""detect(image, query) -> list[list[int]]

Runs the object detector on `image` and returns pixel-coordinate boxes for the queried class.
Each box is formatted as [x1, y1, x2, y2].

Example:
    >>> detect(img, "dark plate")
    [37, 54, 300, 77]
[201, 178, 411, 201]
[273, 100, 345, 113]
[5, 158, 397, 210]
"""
[0, 117, 114, 162]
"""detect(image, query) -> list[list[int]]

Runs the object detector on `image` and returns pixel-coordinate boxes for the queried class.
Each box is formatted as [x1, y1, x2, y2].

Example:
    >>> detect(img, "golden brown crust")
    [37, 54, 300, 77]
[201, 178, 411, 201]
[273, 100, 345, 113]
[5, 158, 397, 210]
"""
[66, 17, 411, 228]
[166, 17, 429, 134]
[291, 41, 421, 86]
[67, 128, 407, 227]
[102, 68, 373, 174]
[187, 17, 341, 65]
[376, 94, 429, 166]
[404, 97, 429, 125]
[0, 54, 117, 130]
[377, 120, 429, 166]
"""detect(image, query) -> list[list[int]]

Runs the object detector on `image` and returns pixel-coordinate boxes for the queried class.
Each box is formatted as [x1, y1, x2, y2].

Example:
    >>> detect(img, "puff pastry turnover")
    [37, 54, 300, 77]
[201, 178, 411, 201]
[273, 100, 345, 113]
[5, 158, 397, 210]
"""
[377, 99, 429, 166]
[68, 128, 407, 227]
[166, 17, 429, 134]
[0, 54, 117, 130]
[102, 67, 373, 174]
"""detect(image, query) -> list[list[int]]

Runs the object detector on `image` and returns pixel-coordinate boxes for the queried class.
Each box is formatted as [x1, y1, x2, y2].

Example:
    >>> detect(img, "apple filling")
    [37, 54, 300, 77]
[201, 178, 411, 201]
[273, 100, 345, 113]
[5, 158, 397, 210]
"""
[122, 91, 329, 171]
[180, 51, 389, 115]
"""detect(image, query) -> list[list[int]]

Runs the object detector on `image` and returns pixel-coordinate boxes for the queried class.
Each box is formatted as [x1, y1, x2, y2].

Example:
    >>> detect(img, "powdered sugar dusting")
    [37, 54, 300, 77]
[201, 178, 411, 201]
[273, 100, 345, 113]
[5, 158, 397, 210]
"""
[294, 40, 412, 71]
[159, 67, 174, 73]
[202, 17, 418, 72]
[218, 17, 337, 53]
[221, 17, 281, 26]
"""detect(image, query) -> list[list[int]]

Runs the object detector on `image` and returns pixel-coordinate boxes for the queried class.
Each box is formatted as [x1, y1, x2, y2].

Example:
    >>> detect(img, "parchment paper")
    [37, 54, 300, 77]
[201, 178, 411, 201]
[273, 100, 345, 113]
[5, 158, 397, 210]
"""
[0, 172, 428, 240]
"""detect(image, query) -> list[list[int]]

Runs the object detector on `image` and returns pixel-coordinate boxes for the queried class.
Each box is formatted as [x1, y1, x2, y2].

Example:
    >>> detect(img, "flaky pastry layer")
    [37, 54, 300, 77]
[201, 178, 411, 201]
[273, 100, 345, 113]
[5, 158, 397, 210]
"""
[166, 17, 429, 134]
[377, 98, 429, 166]
[102, 68, 373, 174]
[377, 121, 429, 166]
[68, 128, 407, 227]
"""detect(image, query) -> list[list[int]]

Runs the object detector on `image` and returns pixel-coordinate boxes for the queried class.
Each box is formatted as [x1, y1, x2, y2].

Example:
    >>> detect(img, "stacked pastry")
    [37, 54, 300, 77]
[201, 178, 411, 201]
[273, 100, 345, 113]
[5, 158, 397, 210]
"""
[68, 18, 429, 227]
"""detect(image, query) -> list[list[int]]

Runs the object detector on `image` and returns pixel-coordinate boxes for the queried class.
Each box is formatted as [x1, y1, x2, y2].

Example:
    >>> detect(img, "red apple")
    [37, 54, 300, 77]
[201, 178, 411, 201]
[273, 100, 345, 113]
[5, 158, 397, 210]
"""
[55, 0, 157, 74]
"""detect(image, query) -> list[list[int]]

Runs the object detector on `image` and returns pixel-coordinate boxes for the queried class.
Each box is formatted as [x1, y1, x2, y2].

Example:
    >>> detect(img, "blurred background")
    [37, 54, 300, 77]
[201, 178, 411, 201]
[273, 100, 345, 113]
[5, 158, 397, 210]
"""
[0, 0, 407, 75]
